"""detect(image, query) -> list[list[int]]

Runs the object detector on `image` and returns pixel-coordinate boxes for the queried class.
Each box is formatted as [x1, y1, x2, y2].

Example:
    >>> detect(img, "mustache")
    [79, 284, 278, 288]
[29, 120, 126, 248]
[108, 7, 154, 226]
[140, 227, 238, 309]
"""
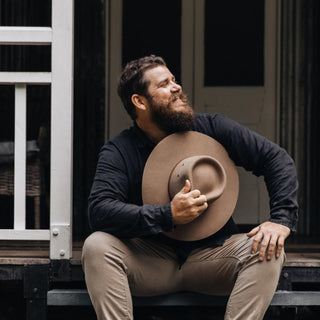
[170, 92, 189, 103]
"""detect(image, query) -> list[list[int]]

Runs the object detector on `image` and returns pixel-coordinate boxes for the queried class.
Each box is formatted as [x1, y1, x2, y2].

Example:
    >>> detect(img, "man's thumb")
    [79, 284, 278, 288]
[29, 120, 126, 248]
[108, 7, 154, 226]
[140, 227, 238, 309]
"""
[181, 179, 191, 193]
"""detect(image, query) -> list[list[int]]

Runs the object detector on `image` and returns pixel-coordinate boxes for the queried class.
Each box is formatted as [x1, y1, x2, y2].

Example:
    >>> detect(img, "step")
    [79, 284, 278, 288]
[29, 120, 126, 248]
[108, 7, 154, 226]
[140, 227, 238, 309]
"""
[47, 289, 320, 307]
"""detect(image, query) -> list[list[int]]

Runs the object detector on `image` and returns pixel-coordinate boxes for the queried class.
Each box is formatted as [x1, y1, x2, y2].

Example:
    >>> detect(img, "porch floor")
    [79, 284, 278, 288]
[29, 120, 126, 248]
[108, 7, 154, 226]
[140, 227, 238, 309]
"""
[0, 241, 319, 266]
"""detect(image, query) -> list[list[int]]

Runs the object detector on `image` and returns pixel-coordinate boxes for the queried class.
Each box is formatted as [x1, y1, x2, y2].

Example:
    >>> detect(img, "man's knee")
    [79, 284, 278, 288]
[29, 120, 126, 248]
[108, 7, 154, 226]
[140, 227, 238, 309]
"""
[82, 231, 126, 264]
[230, 233, 285, 266]
[224, 233, 255, 260]
[243, 241, 285, 280]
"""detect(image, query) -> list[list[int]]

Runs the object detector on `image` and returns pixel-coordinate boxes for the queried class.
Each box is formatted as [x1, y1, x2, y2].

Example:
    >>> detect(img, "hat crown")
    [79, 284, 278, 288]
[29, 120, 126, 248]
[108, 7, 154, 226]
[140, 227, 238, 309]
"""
[142, 131, 239, 241]
[168, 155, 227, 202]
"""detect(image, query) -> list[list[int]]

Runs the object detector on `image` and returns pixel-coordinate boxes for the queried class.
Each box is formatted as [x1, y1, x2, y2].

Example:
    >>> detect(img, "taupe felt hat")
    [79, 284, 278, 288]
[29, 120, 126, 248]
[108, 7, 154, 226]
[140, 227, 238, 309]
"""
[142, 131, 239, 241]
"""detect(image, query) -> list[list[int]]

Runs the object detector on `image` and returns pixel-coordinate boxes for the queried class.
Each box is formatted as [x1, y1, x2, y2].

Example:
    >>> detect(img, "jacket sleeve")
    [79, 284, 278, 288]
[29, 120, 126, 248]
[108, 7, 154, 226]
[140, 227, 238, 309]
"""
[208, 114, 299, 231]
[88, 142, 174, 238]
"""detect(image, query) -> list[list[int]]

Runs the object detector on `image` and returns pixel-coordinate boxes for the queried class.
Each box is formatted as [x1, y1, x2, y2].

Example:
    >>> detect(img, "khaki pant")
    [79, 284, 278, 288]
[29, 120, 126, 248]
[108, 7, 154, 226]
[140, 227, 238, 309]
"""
[82, 232, 285, 320]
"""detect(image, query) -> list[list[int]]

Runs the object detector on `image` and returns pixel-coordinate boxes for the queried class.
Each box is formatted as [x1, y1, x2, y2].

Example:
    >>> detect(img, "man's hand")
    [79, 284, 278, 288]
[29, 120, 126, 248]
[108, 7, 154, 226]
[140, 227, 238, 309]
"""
[247, 221, 290, 261]
[171, 180, 208, 225]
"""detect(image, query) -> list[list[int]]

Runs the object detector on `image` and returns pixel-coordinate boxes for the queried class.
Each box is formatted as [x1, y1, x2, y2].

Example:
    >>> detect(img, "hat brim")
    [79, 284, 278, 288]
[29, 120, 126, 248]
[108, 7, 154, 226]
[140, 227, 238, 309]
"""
[142, 131, 239, 241]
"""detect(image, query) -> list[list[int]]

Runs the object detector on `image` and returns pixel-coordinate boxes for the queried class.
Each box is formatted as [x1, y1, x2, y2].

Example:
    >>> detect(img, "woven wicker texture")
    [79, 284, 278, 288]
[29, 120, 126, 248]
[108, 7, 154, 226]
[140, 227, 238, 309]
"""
[0, 158, 42, 197]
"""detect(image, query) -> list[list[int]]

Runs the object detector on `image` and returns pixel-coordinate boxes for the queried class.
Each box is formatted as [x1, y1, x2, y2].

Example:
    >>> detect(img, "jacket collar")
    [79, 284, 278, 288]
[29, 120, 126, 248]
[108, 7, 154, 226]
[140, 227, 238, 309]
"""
[131, 122, 157, 150]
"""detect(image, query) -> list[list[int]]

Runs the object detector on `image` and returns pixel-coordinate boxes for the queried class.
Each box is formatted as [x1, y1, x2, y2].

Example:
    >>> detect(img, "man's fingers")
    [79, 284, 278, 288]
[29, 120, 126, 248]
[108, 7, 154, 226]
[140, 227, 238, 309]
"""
[193, 194, 207, 205]
[267, 234, 278, 260]
[190, 189, 201, 198]
[259, 234, 271, 261]
[198, 201, 208, 213]
[251, 231, 263, 254]
[249, 222, 290, 261]
[184, 186, 207, 206]
[247, 226, 260, 238]
[276, 235, 285, 258]
[252, 232, 285, 261]
[171, 181, 208, 225]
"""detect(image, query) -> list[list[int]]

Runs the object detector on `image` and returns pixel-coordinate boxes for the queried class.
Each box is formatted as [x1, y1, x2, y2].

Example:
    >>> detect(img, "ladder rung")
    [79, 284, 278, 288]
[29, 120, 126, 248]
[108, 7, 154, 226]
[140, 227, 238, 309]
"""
[0, 27, 52, 45]
[0, 72, 51, 84]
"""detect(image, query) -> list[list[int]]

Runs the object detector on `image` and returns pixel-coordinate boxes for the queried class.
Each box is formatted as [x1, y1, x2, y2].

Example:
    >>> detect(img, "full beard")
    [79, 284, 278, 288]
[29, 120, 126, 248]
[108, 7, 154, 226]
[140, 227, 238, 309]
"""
[149, 92, 195, 134]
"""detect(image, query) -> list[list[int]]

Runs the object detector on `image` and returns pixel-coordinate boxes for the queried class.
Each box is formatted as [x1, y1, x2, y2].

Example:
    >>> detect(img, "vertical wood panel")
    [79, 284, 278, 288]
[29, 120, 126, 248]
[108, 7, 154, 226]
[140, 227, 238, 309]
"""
[280, 0, 320, 237]
[14, 83, 27, 230]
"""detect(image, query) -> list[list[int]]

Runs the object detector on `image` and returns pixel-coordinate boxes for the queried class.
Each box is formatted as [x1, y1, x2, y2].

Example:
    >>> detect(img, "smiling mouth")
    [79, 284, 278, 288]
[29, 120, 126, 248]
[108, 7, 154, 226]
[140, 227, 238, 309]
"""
[172, 95, 184, 103]
[172, 99, 185, 108]
[171, 93, 189, 108]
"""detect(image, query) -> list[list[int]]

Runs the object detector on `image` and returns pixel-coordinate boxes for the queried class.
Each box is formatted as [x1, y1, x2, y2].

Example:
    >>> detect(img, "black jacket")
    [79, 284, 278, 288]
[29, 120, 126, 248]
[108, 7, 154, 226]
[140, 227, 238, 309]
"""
[88, 113, 298, 265]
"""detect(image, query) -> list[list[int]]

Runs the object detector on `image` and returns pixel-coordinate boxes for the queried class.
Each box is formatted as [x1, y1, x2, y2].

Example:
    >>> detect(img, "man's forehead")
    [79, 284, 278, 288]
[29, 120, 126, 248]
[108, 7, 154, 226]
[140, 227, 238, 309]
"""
[144, 66, 173, 83]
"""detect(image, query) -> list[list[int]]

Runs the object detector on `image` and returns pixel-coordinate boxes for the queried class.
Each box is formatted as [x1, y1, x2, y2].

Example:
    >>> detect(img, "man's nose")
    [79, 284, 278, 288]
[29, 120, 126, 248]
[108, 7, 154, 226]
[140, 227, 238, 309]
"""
[170, 81, 181, 92]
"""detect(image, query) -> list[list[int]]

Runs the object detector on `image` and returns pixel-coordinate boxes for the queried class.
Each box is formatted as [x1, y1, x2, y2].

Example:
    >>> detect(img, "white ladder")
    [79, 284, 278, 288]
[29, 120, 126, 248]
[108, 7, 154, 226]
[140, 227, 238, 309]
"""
[0, 0, 74, 260]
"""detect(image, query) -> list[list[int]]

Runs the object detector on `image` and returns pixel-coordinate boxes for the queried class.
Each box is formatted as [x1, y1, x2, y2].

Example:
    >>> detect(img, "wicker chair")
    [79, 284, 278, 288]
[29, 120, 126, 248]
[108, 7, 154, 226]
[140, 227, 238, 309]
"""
[0, 141, 42, 229]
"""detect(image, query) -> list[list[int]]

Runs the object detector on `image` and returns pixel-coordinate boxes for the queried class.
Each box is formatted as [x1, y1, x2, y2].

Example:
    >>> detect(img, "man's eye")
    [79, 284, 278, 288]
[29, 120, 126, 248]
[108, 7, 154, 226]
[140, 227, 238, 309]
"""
[159, 81, 168, 87]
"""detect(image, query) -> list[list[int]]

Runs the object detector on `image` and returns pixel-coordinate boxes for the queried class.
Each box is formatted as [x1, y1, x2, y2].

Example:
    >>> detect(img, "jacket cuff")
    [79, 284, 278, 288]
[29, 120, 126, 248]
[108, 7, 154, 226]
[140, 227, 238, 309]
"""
[160, 203, 175, 232]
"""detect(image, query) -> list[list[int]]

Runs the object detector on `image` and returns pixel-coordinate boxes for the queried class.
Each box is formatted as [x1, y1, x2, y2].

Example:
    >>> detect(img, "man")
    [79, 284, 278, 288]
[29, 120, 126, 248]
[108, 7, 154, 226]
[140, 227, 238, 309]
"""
[82, 55, 298, 320]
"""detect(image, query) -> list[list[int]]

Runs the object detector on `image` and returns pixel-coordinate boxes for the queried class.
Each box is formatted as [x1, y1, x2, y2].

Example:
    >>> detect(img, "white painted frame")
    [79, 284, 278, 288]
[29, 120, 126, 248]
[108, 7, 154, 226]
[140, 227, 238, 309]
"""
[192, 0, 278, 138]
[50, 0, 74, 260]
[184, 0, 279, 225]
[0, 0, 74, 259]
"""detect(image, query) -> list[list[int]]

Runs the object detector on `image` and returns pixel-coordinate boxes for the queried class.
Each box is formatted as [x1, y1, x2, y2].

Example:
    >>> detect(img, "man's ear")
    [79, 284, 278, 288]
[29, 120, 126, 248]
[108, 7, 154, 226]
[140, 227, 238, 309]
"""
[131, 94, 147, 111]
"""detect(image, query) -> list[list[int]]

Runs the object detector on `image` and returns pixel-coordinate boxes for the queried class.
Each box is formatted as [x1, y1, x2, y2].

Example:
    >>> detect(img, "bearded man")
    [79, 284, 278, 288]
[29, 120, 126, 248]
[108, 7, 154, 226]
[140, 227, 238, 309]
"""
[82, 55, 298, 320]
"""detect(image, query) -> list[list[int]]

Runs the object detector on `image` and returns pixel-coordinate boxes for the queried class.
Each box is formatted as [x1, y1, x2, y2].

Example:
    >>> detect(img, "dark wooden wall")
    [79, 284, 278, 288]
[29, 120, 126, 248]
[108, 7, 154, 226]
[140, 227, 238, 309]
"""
[280, 0, 320, 238]
[73, 0, 105, 239]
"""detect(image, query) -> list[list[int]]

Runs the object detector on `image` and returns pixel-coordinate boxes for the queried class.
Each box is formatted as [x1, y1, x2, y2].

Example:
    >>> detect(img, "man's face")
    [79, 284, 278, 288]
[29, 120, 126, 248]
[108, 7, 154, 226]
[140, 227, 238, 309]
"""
[143, 66, 195, 134]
